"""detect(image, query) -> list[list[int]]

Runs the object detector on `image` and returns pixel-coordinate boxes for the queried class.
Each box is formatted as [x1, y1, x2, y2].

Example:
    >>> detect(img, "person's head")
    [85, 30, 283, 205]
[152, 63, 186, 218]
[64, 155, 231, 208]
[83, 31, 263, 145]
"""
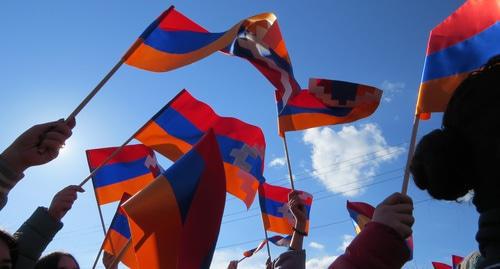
[0, 229, 17, 269]
[410, 55, 500, 212]
[35, 252, 79, 269]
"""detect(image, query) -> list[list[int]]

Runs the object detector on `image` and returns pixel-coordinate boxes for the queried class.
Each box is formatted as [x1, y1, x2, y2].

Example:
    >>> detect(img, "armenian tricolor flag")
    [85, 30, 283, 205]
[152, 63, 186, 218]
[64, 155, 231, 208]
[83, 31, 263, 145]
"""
[86, 144, 160, 205]
[258, 183, 312, 235]
[102, 193, 137, 269]
[122, 131, 226, 269]
[432, 262, 452, 269]
[124, 6, 300, 108]
[134, 89, 265, 208]
[347, 200, 414, 260]
[452, 255, 464, 269]
[416, 0, 500, 119]
[346, 201, 375, 234]
[277, 78, 382, 135]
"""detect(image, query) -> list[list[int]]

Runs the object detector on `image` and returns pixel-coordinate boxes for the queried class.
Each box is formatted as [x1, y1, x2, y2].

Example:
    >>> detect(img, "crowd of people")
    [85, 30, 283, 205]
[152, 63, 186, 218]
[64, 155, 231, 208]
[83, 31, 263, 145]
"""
[0, 57, 498, 268]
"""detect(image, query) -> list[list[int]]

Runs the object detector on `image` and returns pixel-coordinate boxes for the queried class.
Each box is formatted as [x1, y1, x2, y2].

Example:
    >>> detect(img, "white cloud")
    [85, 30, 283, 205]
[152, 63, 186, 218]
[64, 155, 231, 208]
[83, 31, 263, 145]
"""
[381, 80, 405, 103]
[269, 157, 287, 168]
[306, 255, 337, 269]
[309, 242, 325, 250]
[337, 234, 354, 252]
[303, 124, 403, 196]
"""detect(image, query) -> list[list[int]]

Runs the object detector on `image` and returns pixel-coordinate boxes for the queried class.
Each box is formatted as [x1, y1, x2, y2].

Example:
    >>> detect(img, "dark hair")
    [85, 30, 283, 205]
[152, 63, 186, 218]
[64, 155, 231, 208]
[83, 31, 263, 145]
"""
[0, 229, 18, 266]
[35, 252, 80, 269]
[410, 55, 500, 209]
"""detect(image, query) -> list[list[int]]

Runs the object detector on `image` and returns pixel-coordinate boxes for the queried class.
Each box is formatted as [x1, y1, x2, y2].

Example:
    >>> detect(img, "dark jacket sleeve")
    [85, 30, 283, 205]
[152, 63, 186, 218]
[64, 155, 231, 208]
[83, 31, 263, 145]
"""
[329, 222, 410, 269]
[13, 207, 63, 269]
[273, 249, 306, 269]
[0, 156, 24, 210]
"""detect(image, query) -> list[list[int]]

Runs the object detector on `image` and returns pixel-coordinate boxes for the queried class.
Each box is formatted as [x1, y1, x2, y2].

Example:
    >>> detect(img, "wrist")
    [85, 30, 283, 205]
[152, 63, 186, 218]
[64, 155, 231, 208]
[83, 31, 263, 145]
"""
[0, 151, 25, 181]
[294, 221, 306, 231]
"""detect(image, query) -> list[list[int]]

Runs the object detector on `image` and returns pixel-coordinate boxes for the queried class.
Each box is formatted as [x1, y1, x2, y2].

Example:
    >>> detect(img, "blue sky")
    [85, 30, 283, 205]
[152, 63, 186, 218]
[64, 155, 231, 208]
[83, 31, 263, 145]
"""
[0, 1, 478, 268]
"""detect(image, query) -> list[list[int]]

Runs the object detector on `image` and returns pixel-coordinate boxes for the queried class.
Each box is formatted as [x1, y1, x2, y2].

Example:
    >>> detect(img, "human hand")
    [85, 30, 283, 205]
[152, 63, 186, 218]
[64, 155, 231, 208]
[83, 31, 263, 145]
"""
[372, 192, 414, 239]
[288, 191, 307, 230]
[48, 185, 84, 221]
[1, 118, 76, 175]
[227, 260, 238, 269]
[103, 252, 118, 269]
[265, 257, 273, 269]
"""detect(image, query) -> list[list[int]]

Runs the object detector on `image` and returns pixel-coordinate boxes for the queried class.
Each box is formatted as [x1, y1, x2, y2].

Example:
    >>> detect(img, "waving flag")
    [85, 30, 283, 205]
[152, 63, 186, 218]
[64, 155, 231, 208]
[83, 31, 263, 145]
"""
[122, 131, 226, 269]
[86, 144, 160, 205]
[243, 240, 268, 258]
[416, 0, 500, 119]
[134, 89, 265, 208]
[347, 200, 414, 260]
[124, 6, 301, 107]
[432, 262, 452, 269]
[102, 193, 137, 269]
[452, 255, 464, 269]
[346, 201, 375, 234]
[269, 235, 292, 247]
[277, 78, 382, 135]
[259, 183, 312, 235]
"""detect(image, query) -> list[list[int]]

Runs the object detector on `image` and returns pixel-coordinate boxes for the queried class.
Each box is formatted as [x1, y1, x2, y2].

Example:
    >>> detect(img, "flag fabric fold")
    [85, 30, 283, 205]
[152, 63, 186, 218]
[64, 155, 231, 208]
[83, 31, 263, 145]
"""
[277, 78, 382, 135]
[124, 6, 300, 107]
[432, 262, 452, 269]
[122, 130, 226, 269]
[102, 193, 137, 268]
[416, 0, 500, 119]
[346, 201, 375, 235]
[242, 240, 268, 258]
[86, 144, 160, 205]
[134, 89, 265, 208]
[452, 255, 464, 269]
[258, 182, 313, 235]
[346, 200, 414, 260]
[268, 235, 292, 247]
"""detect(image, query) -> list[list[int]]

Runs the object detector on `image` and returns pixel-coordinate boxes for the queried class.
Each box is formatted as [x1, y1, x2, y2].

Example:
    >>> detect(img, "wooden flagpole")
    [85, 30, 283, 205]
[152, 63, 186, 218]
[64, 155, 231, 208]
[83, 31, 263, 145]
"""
[401, 115, 420, 195]
[282, 133, 295, 190]
[263, 229, 272, 263]
[66, 60, 124, 120]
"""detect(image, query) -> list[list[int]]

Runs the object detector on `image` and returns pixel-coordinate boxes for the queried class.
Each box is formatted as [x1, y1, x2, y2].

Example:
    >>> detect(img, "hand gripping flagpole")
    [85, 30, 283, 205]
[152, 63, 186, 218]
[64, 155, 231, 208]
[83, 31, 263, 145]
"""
[282, 133, 295, 190]
[401, 115, 420, 195]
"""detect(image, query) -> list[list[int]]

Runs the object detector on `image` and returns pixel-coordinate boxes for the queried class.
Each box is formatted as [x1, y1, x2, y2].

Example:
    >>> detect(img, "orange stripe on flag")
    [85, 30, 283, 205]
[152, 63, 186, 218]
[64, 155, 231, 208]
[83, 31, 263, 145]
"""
[135, 122, 192, 161]
[122, 176, 182, 269]
[95, 174, 155, 205]
[223, 162, 259, 208]
[415, 72, 469, 117]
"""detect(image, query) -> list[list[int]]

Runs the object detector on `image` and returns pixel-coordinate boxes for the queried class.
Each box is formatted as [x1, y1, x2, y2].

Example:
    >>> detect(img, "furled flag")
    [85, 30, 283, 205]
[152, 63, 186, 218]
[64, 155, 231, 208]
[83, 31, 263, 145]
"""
[242, 239, 268, 258]
[258, 182, 313, 235]
[134, 89, 265, 208]
[269, 235, 292, 247]
[415, 0, 500, 119]
[122, 130, 226, 269]
[102, 193, 137, 269]
[86, 144, 161, 205]
[346, 201, 375, 235]
[432, 262, 452, 269]
[277, 78, 382, 135]
[452, 255, 464, 269]
[124, 6, 300, 108]
[346, 200, 414, 260]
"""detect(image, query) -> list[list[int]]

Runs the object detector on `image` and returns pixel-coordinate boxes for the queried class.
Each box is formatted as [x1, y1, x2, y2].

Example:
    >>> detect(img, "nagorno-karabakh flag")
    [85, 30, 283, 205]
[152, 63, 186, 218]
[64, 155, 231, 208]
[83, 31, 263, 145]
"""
[122, 131, 226, 269]
[86, 144, 161, 205]
[102, 193, 137, 269]
[258, 182, 313, 235]
[416, 0, 500, 119]
[134, 89, 266, 208]
[124, 6, 300, 108]
[277, 78, 382, 136]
